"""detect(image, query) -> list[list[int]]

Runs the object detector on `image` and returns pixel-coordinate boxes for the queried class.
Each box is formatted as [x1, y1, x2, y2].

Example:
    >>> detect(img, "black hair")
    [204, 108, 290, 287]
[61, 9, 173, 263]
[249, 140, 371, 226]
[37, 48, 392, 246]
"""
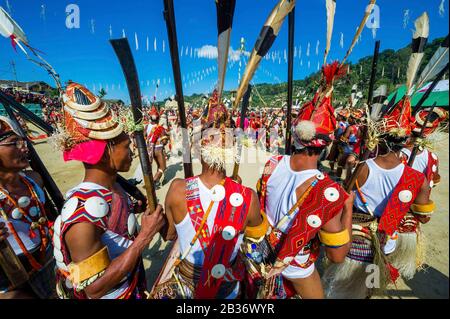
[292, 145, 326, 156]
[379, 134, 408, 153]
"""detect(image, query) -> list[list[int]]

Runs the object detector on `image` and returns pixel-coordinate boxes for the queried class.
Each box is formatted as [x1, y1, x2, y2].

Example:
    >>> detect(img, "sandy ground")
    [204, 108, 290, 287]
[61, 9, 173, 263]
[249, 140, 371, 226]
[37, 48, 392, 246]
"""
[33, 133, 449, 299]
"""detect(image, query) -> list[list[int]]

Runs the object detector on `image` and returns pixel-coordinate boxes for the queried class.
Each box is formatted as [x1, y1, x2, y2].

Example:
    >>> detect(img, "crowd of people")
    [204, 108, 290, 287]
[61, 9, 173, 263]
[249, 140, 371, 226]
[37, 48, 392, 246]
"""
[0, 61, 446, 299]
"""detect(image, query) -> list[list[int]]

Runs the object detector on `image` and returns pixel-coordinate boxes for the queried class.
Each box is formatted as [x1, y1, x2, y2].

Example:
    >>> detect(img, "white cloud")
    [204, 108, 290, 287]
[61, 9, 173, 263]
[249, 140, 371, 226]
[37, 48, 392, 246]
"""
[196, 44, 250, 62]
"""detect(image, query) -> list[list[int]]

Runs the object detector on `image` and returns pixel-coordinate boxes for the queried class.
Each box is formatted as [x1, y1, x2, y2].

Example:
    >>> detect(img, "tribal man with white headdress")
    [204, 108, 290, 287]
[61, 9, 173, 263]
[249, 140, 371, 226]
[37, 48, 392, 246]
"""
[51, 82, 165, 299]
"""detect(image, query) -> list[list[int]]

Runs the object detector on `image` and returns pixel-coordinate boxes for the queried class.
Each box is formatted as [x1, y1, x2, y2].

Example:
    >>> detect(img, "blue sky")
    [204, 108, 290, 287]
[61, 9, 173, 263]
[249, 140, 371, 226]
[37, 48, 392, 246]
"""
[0, 0, 448, 103]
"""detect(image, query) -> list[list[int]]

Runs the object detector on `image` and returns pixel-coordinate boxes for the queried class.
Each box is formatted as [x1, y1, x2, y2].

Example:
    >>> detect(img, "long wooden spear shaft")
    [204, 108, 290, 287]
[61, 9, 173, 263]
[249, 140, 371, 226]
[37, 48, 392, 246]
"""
[163, 0, 193, 178]
[0, 91, 146, 204]
[408, 102, 437, 167]
[232, 84, 252, 180]
[285, 7, 295, 155]
[367, 40, 381, 107]
[0, 91, 54, 133]
[1, 101, 63, 217]
[110, 38, 157, 212]
[358, 40, 380, 158]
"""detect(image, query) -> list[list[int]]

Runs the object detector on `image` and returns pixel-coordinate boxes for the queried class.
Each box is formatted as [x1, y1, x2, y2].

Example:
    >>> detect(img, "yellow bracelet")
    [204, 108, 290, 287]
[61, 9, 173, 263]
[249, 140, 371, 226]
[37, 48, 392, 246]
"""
[319, 228, 350, 247]
[411, 201, 435, 216]
[245, 210, 269, 239]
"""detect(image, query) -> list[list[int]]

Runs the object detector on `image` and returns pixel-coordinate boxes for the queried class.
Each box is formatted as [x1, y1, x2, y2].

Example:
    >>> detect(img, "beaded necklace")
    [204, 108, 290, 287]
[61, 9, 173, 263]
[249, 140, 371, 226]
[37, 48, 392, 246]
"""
[0, 175, 50, 270]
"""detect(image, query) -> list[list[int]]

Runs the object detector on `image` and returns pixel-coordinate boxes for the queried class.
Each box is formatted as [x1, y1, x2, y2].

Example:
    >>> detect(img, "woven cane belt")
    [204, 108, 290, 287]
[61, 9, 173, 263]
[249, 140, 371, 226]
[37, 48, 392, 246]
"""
[350, 211, 376, 263]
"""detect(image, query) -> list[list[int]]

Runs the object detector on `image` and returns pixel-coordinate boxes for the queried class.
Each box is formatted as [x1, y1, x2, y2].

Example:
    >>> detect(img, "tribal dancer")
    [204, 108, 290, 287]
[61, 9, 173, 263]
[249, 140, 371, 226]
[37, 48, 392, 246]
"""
[145, 106, 169, 187]
[322, 98, 433, 299]
[391, 106, 448, 280]
[245, 62, 354, 299]
[327, 108, 350, 174]
[51, 83, 165, 299]
[0, 116, 55, 299]
[336, 108, 364, 183]
[150, 94, 264, 299]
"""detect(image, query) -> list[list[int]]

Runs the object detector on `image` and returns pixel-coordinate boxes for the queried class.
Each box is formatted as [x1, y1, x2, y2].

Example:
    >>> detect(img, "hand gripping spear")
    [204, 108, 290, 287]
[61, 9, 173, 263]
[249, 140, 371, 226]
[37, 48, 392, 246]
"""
[110, 38, 157, 212]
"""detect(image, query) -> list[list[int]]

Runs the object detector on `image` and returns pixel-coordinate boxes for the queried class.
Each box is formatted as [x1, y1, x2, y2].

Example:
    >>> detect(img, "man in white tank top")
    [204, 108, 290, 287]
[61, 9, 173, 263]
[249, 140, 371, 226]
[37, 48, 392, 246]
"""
[246, 62, 355, 299]
[152, 92, 264, 299]
[0, 116, 55, 299]
[322, 96, 433, 298]
[393, 106, 447, 280]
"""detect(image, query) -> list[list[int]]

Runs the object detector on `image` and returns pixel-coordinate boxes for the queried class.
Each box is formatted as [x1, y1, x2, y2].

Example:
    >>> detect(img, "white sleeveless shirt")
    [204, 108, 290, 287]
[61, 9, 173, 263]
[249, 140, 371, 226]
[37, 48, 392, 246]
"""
[265, 156, 320, 279]
[353, 159, 405, 254]
[174, 177, 244, 266]
[401, 148, 429, 175]
[353, 159, 405, 218]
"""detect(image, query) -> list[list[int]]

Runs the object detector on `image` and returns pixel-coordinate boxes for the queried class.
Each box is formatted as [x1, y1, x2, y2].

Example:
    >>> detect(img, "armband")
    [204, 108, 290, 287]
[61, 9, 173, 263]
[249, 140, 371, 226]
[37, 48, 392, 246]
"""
[69, 246, 110, 286]
[245, 211, 269, 240]
[410, 201, 435, 216]
[319, 228, 350, 247]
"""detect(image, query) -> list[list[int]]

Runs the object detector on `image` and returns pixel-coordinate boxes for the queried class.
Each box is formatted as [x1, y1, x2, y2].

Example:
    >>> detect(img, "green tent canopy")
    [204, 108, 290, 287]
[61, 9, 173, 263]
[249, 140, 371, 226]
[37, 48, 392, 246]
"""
[387, 80, 449, 111]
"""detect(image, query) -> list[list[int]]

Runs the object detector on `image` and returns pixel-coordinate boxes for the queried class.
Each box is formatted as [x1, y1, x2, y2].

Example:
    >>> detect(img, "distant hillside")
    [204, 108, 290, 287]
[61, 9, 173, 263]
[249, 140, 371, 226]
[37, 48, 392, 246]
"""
[181, 36, 448, 109]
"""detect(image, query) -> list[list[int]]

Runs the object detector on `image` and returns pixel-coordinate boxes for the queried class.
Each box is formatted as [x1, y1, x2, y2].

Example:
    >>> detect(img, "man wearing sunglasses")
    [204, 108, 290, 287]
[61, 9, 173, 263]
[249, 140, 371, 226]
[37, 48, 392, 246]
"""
[0, 116, 56, 299]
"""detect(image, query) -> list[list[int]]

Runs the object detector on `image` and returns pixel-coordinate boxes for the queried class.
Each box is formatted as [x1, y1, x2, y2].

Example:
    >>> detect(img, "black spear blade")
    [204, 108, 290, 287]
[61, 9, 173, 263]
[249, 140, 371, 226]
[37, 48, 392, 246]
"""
[232, 84, 252, 180]
[110, 37, 157, 211]
[110, 38, 143, 123]
[163, 0, 193, 178]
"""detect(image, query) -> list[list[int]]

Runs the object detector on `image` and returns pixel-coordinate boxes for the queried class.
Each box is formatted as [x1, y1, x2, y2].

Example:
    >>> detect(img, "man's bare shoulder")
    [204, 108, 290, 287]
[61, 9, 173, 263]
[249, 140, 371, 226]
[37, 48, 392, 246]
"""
[166, 178, 186, 203]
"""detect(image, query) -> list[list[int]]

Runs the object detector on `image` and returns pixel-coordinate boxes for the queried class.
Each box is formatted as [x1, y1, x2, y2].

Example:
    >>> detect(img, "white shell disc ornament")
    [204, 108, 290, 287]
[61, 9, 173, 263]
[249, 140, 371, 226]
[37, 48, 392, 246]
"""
[17, 196, 31, 208]
[324, 187, 340, 202]
[29, 206, 39, 217]
[229, 193, 244, 207]
[211, 264, 226, 279]
[84, 196, 109, 218]
[53, 215, 62, 236]
[210, 185, 226, 202]
[56, 260, 68, 271]
[11, 208, 22, 220]
[53, 247, 64, 263]
[222, 225, 236, 241]
[61, 197, 79, 222]
[127, 213, 137, 236]
[398, 190, 413, 203]
[307, 215, 322, 228]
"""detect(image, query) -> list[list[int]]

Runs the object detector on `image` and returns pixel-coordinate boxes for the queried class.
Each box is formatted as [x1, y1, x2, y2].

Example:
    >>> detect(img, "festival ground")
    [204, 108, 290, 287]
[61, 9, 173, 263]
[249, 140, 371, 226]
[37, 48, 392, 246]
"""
[33, 130, 449, 299]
